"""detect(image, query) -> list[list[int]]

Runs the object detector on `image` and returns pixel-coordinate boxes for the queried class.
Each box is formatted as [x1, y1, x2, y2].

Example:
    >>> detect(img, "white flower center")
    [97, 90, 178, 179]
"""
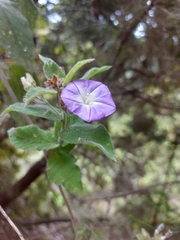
[83, 92, 94, 105]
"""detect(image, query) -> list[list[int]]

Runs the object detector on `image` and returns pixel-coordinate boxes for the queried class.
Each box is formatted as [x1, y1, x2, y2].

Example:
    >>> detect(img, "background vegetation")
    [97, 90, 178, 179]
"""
[1, 0, 180, 239]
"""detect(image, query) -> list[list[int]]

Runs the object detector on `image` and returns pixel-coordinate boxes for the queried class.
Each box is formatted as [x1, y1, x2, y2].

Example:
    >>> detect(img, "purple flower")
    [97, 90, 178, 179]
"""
[61, 79, 116, 122]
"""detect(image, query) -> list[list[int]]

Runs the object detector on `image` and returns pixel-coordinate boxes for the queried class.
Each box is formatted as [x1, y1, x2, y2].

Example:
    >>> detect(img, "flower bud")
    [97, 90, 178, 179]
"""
[164, 230, 173, 239]
[21, 73, 36, 91]
[159, 229, 173, 240]
[154, 223, 165, 235]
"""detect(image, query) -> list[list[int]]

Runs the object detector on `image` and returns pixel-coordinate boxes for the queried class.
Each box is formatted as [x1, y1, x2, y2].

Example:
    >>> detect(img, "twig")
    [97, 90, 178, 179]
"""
[59, 185, 76, 234]
[13, 216, 108, 226]
[103, 0, 156, 82]
[82, 180, 180, 202]
[0, 206, 25, 240]
[14, 217, 71, 225]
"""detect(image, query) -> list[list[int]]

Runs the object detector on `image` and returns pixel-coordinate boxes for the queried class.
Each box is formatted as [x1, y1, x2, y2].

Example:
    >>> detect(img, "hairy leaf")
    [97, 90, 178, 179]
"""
[25, 87, 57, 106]
[8, 125, 59, 150]
[39, 55, 66, 79]
[1, 102, 63, 122]
[64, 58, 95, 86]
[81, 66, 112, 80]
[60, 123, 116, 161]
[47, 148, 82, 194]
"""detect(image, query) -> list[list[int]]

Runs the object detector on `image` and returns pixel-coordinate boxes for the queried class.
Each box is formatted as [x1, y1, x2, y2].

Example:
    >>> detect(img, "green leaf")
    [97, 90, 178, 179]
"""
[91, 229, 104, 240]
[64, 58, 95, 86]
[47, 148, 82, 194]
[9, 64, 26, 102]
[1, 102, 63, 122]
[62, 144, 75, 152]
[81, 66, 112, 80]
[8, 125, 59, 150]
[25, 87, 57, 106]
[60, 123, 116, 161]
[53, 115, 84, 146]
[135, 234, 144, 240]
[76, 224, 105, 240]
[0, 1, 34, 71]
[11, 0, 38, 29]
[39, 55, 66, 79]
[136, 228, 151, 240]
[66, 114, 84, 128]
[54, 123, 76, 152]
[75, 222, 92, 240]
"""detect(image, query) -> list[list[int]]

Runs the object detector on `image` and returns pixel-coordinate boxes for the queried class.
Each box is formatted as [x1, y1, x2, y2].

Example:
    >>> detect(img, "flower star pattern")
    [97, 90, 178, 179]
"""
[61, 79, 116, 122]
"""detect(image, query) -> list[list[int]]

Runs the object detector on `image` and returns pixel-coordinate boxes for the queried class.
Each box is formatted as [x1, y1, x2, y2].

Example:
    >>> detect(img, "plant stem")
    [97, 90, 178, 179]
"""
[0, 206, 25, 240]
[59, 185, 76, 234]
[41, 97, 62, 118]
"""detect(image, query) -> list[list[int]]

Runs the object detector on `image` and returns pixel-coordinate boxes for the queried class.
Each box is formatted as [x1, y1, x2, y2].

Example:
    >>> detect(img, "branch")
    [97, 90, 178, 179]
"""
[103, 0, 157, 82]
[0, 206, 25, 240]
[14, 217, 71, 225]
[113, 1, 156, 66]
[13, 216, 109, 226]
[0, 157, 46, 208]
[82, 180, 180, 202]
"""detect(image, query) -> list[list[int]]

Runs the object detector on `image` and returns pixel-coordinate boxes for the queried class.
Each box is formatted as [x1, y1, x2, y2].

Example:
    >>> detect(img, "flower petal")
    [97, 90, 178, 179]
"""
[61, 79, 116, 122]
